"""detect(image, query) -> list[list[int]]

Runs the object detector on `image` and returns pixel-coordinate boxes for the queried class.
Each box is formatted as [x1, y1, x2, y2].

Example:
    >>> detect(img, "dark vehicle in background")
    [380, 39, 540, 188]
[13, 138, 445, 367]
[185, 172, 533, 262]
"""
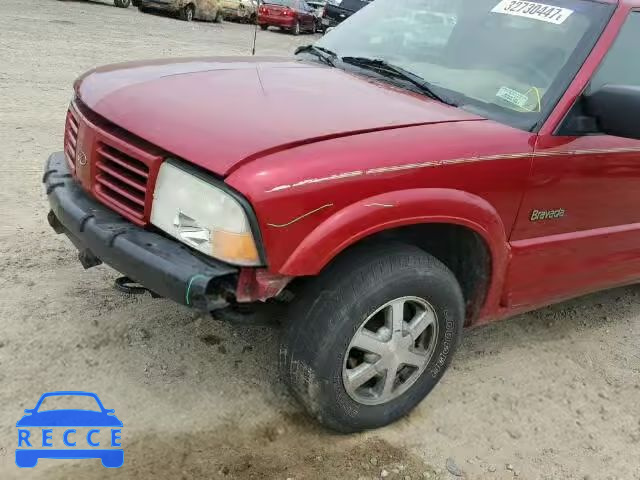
[321, 0, 371, 30]
[258, 0, 317, 34]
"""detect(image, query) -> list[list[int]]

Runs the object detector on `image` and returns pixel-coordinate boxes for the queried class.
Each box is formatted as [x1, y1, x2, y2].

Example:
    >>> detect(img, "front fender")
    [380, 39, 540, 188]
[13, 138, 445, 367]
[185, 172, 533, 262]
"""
[280, 188, 510, 317]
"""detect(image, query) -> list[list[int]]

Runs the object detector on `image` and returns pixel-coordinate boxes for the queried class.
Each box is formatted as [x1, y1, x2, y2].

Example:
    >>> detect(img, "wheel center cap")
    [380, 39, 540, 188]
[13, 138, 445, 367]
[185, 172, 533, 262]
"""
[386, 334, 411, 359]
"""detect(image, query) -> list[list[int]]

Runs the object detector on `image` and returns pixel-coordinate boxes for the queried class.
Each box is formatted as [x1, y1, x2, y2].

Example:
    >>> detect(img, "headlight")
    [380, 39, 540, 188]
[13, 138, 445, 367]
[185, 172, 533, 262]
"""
[151, 161, 261, 266]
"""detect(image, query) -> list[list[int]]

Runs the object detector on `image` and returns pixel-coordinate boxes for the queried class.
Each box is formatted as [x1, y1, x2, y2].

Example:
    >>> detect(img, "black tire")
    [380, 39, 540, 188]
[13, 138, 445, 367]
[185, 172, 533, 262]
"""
[260, 24, 268, 30]
[114, 0, 131, 7]
[179, 3, 195, 21]
[214, 10, 223, 23]
[291, 20, 300, 35]
[280, 243, 464, 433]
[131, 0, 140, 6]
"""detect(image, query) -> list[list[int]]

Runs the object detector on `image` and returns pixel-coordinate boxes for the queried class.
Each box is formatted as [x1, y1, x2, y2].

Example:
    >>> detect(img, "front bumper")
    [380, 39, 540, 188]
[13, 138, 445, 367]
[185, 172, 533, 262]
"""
[138, 0, 176, 12]
[44, 152, 237, 311]
[221, 6, 252, 18]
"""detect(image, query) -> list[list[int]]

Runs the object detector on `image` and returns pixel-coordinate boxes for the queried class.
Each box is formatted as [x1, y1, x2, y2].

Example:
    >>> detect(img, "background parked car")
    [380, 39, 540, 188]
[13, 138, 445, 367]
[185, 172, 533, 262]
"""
[258, 0, 317, 35]
[137, 0, 223, 22]
[58, 0, 132, 7]
[321, 0, 371, 30]
[220, 0, 258, 22]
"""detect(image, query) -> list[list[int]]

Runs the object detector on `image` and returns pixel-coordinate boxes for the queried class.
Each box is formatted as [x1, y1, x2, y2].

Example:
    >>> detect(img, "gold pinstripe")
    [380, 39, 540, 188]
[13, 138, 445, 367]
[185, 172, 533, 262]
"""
[265, 147, 640, 193]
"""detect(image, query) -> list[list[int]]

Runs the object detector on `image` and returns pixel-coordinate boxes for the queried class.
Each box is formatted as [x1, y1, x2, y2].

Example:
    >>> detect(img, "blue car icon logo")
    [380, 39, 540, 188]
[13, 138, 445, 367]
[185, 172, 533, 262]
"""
[15, 391, 123, 468]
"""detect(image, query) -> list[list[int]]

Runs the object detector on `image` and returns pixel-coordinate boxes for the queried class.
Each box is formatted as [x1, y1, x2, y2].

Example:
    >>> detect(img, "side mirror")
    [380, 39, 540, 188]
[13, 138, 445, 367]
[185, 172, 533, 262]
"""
[104, 409, 115, 415]
[24, 409, 34, 414]
[584, 84, 640, 140]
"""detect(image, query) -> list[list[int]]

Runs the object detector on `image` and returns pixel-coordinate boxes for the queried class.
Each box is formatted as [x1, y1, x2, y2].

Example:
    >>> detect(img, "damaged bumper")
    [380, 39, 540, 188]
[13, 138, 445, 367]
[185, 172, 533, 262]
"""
[221, 7, 253, 19]
[44, 152, 238, 311]
[138, 0, 178, 11]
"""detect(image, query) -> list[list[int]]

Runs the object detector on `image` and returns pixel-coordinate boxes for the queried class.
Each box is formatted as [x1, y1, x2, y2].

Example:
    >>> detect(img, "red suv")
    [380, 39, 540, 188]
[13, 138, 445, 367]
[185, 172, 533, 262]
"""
[258, 0, 317, 34]
[45, 0, 640, 432]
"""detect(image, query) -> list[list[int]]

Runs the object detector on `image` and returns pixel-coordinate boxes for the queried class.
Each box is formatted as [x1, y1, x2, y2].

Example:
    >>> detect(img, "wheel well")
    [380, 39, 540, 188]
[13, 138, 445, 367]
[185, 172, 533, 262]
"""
[342, 224, 491, 324]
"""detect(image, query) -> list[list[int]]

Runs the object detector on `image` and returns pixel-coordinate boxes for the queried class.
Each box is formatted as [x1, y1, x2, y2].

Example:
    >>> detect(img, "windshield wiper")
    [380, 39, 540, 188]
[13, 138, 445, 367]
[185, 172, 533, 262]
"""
[295, 45, 337, 67]
[341, 56, 455, 106]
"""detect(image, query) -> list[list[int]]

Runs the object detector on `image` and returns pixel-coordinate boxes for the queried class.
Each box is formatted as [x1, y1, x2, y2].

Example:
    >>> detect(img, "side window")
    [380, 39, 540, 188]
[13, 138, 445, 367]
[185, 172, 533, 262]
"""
[590, 12, 640, 92]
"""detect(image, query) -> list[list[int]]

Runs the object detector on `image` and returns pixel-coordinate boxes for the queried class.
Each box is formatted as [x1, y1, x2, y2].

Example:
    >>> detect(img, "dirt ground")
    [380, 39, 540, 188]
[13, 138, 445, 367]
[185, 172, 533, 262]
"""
[0, 1, 639, 479]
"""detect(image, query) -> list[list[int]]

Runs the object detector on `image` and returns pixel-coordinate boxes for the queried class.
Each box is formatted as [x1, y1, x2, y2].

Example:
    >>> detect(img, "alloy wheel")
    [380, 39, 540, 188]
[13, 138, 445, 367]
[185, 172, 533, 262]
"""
[342, 296, 439, 405]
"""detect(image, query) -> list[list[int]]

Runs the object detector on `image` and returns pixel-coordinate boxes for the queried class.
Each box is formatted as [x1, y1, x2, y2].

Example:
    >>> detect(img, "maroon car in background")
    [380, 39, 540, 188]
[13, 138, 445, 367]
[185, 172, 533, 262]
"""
[258, 0, 317, 34]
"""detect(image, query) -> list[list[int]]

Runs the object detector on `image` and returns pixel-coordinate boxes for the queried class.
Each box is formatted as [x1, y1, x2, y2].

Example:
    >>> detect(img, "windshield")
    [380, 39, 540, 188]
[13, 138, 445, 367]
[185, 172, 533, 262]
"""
[315, 0, 613, 130]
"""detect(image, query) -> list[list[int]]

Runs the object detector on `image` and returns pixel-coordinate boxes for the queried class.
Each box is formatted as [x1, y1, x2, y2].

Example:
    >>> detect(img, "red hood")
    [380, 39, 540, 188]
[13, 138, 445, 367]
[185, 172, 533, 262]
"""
[76, 57, 483, 176]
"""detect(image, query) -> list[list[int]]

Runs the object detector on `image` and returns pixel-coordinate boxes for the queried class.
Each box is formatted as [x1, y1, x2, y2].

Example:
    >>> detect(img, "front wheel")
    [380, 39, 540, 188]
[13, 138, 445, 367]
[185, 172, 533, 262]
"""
[291, 20, 300, 35]
[280, 243, 464, 433]
[114, 0, 131, 7]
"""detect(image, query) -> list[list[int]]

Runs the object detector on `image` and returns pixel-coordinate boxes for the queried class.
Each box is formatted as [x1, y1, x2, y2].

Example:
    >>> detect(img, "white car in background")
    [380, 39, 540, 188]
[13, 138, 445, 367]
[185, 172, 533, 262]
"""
[220, 0, 259, 22]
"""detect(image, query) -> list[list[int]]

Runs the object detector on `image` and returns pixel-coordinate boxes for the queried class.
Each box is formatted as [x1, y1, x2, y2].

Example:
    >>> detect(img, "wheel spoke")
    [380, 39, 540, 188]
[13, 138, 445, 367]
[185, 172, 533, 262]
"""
[345, 362, 378, 390]
[387, 299, 405, 336]
[407, 309, 435, 341]
[382, 362, 399, 397]
[399, 349, 428, 368]
[351, 330, 387, 355]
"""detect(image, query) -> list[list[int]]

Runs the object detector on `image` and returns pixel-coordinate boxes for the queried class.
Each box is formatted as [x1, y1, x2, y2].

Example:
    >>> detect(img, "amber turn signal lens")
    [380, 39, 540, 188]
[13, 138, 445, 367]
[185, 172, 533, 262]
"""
[211, 230, 259, 266]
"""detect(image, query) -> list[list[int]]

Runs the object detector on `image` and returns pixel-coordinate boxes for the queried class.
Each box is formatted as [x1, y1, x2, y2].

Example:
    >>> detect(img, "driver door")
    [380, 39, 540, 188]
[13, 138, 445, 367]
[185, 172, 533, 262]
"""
[507, 11, 640, 308]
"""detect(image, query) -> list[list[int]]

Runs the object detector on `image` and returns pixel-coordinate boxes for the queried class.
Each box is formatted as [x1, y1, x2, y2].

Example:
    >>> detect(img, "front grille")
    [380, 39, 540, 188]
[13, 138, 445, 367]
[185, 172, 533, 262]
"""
[64, 110, 79, 171]
[95, 143, 150, 221]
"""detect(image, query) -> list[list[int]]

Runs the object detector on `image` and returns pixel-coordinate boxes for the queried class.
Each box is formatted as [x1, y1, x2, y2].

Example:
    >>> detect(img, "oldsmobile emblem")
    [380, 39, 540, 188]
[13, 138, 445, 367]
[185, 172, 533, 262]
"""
[76, 149, 87, 166]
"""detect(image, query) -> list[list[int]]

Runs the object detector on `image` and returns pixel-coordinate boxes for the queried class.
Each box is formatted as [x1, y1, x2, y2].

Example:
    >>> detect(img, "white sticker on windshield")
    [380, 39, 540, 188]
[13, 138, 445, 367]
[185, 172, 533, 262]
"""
[496, 86, 529, 108]
[491, 0, 574, 24]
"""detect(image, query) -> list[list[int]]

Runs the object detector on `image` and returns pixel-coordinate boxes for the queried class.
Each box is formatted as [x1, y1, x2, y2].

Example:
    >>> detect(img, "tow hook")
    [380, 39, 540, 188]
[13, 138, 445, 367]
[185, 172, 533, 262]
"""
[114, 276, 162, 298]
[114, 276, 230, 312]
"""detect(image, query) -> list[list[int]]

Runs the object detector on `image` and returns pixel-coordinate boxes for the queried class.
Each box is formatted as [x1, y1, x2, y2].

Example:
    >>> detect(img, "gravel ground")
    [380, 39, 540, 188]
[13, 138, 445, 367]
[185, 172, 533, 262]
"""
[0, 1, 639, 479]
